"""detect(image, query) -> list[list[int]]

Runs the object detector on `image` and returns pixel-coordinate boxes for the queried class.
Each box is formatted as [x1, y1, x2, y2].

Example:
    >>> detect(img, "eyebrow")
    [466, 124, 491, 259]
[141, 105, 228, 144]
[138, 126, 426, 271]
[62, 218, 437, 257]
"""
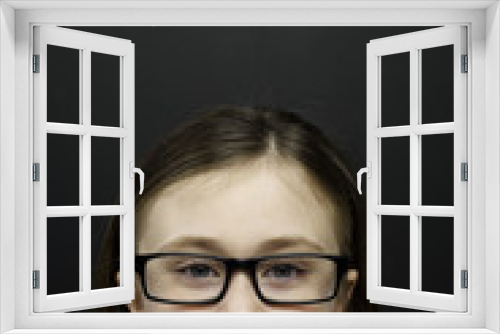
[154, 235, 326, 255]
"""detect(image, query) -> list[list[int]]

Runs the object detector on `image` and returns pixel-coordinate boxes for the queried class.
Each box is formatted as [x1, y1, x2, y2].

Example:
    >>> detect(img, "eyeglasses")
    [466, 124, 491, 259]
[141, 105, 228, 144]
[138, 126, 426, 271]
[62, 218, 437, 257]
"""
[134, 252, 352, 305]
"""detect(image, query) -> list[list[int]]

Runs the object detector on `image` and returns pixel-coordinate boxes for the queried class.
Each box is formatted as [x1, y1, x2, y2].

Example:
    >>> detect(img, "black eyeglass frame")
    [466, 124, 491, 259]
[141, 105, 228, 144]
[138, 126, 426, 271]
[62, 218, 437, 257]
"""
[133, 252, 354, 305]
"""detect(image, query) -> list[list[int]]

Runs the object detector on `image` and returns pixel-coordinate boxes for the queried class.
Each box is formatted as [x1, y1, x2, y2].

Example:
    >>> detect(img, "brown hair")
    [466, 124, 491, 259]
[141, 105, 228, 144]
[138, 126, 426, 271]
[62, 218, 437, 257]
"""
[85, 104, 377, 313]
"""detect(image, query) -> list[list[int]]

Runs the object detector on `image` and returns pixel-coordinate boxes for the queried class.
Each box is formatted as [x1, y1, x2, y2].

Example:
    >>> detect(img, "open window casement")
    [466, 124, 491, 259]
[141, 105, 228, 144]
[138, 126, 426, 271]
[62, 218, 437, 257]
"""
[360, 26, 467, 312]
[33, 26, 141, 312]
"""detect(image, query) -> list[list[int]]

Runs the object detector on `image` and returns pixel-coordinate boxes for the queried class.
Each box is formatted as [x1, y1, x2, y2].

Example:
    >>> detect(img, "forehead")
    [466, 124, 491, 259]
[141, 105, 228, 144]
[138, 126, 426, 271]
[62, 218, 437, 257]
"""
[135, 159, 340, 256]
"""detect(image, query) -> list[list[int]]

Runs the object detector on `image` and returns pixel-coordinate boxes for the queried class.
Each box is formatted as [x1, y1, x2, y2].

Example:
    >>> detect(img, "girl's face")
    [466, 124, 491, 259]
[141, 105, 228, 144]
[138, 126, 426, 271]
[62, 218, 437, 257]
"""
[118, 158, 358, 312]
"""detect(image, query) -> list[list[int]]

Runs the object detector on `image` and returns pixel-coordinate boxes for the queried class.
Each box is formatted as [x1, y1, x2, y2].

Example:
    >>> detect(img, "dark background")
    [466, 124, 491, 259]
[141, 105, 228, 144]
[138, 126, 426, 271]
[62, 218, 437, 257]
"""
[45, 26, 455, 312]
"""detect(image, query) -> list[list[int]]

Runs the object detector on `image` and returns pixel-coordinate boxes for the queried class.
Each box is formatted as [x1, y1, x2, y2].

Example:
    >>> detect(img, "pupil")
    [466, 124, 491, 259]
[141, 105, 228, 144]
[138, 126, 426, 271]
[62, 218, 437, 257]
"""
[191, 265, 210, 277]
[274, 266, 291, 277]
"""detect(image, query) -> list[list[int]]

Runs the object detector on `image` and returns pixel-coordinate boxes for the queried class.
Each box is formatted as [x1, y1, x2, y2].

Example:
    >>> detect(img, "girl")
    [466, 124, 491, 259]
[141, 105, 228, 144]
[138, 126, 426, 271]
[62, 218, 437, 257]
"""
[92, 105, 375, 312]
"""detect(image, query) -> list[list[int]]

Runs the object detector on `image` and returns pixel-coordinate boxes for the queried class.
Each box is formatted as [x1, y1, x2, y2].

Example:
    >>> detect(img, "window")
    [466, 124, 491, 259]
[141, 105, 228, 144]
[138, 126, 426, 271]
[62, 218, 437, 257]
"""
[363, 26, 468, 312]
[1, 2, 497, 333]
[33, 26, 138, 312]
[33, 25, 467, 314]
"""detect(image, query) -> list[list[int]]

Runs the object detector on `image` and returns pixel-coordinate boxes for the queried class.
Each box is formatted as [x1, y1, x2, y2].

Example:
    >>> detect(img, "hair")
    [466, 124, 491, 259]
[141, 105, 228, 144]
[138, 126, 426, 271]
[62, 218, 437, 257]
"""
[83, 104, 378, 313]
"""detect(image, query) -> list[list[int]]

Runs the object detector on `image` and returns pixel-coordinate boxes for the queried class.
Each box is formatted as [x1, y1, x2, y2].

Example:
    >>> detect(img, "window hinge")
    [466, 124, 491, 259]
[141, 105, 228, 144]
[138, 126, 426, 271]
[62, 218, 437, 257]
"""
[33, 163, 40, 182]
[33, 270, 40, 289]
[461, 270, 468, 289]
[461, 54, 468, 73]
[461, 162, 468, 181]
[33, 54, 40, 73]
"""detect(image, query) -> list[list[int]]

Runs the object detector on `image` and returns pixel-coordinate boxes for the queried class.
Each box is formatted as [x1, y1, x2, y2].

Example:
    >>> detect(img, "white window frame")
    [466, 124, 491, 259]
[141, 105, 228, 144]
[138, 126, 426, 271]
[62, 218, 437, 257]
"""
[0, 1, 498, 333]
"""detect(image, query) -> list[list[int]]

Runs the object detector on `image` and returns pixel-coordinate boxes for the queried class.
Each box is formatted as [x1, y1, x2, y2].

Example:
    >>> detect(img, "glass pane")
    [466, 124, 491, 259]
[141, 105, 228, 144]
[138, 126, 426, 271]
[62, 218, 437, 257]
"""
[47, 134, 80, 206]
[47, 45, 80, 124]
[381, 136, 410, 205]
[381, 52, 410, 127]
[47, 217, 80, 295]
[257, 256, 338, 301]
[381, 215, 410, 290]
[421, 45, 454, 124]
[421, 216, 454, 294]
[92, 216, 121, 290]
[91, 137, 121, 205]
[421, 134, 454, 206]
[91, 52, 121, 127]
[145, 255, 226, 302]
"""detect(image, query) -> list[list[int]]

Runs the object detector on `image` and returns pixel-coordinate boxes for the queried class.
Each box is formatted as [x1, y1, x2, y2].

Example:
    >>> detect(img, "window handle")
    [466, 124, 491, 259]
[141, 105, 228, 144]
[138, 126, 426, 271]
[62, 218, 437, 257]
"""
[357, 162, 371, 195]
[129, 162, 145, 195]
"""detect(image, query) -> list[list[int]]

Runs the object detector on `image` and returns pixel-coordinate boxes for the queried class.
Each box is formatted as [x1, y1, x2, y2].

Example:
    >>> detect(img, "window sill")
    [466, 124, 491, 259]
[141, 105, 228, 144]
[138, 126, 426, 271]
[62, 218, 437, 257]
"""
[3, 330, 498, 334]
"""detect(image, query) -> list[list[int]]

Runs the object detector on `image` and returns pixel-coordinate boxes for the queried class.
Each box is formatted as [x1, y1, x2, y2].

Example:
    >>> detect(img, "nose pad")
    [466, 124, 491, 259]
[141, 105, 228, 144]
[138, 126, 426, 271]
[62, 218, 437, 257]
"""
[217, 269, 264, 312]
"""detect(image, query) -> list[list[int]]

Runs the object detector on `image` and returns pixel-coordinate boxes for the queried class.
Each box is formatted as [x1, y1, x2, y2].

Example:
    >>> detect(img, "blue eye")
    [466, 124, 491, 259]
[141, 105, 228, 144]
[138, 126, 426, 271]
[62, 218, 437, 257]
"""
[263, 264, 306, 279]
[177, 264, 220, 278]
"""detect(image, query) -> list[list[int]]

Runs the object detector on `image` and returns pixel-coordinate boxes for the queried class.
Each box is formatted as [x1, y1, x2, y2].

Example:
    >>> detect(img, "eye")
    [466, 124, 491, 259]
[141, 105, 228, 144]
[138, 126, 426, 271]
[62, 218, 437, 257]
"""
[262, 263, 306, 279]
[176, 263, 221, 279]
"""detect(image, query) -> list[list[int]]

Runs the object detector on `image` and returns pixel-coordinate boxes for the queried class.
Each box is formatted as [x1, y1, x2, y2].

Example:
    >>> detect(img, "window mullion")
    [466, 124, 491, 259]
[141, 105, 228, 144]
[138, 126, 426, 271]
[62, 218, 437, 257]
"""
[78, 48, 84, 294]
[82, 47, 92, 294]
[410, 48, 419, 294]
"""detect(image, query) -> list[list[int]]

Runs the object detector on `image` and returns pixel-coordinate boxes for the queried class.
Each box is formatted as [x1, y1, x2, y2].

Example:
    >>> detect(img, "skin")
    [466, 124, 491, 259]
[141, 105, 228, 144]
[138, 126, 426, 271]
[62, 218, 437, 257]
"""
[116, 156, 358, 312]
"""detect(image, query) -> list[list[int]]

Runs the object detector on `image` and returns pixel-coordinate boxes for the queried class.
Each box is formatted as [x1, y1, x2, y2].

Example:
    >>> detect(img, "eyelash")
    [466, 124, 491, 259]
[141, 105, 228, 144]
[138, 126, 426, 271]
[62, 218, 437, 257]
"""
[261, 263, 308, 278]
[175, 262, 221, 278]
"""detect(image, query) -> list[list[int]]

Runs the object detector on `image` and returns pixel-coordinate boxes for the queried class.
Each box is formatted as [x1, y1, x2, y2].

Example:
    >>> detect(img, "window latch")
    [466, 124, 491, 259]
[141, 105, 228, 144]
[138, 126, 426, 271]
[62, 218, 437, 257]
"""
[357, 162, 372, 195]
[129, 162, 144, 195]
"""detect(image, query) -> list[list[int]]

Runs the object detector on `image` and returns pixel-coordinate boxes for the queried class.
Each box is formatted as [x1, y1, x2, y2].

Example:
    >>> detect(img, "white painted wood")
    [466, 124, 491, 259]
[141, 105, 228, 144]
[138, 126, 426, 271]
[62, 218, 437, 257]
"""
[33, 26, 132, 56]
[122, 40, 135, 295]
[32, 24, 48, 314]
[453, 23, 469, 315]
[32, 26, 135, 313]
[371, 206, 455, 216]
[366, 27, 379, 314]
[5, 5, 491, 333]
[366, 26, 468, 312]
[82, 46, 92, 301]
[2, 0, 497, 10]
[46, 206, 129, 217]
[0, 330, 498, 334]
[485, 3, 500, 333]
[0, 2, 17, 333]
[1, 330, 498, 334]
[417, 48, 424, 295]
[409, 47, 419, 297]
[46, 123, 130, 138]
[372, 123, 454, 137]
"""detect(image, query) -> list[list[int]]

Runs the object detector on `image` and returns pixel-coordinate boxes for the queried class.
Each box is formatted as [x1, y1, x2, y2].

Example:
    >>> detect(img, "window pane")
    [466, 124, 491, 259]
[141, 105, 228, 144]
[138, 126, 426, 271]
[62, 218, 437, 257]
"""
[47, 44, 80, 124]
[91, 137, 121, 205]
[421, 216, 454, 294]
[381, 52, 410, 127]
[92, 216, 121, 290]
[381, 215, 410, 290]
[421, 45, 454, 124]
[91, 52, 121, 127]
[421, 133, 454, 206]
[381, 136, 410, 205]
[47, 217, 80, 295]
[47, 134, 80, 206]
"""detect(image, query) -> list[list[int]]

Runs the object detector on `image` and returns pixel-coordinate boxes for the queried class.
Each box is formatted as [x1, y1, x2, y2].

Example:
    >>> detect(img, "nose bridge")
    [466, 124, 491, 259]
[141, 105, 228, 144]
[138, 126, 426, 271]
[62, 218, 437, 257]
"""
[218, 261, 265, 312]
